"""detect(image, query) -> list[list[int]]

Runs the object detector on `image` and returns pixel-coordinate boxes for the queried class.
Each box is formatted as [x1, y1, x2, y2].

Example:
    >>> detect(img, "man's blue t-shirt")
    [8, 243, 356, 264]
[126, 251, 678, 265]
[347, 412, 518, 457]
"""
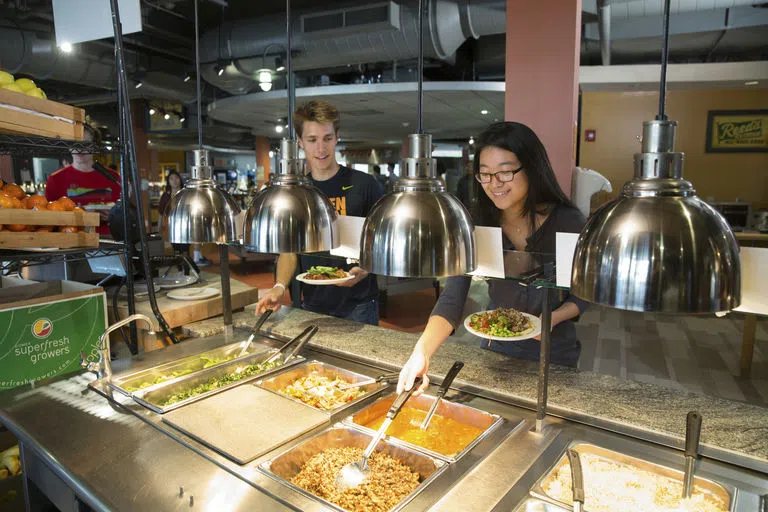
[299, 166, 384, 316]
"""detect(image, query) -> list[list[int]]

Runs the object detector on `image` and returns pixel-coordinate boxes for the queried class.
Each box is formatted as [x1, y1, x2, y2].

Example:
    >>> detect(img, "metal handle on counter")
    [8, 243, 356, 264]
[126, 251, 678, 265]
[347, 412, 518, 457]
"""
[682, 410, 702, 499]
[567, 449, 585, 512]
[387, 377, 422, 420]
[282, 325, 318, 363]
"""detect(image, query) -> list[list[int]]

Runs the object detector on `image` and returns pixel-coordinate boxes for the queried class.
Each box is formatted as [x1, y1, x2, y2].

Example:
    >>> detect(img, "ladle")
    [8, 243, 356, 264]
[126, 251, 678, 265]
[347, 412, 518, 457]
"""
[334, 377, 422, 491]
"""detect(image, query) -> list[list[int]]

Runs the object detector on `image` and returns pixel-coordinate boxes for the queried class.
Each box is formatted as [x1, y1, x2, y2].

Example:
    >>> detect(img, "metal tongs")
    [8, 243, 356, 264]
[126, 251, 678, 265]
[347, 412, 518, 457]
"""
[237, 309, 273, 358]
[338, 371, 401, 390]
[265, 325, 318, 364]
[334, 377, 422, 491]
[419, 361, 463, 430]
[567, 448, 585, 512]
[682, 410, 702, 499]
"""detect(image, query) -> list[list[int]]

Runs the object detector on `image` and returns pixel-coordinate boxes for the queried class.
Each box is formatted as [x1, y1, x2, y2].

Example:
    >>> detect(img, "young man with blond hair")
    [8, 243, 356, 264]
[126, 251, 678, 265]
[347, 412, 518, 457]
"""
[255, 100, 384, 325]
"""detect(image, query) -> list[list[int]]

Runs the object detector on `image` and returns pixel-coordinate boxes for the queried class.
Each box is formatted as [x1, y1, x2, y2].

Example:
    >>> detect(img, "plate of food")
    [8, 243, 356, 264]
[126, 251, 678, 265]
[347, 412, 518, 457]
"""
[463, 307, 541, 341]
[296, 266, 355, 285]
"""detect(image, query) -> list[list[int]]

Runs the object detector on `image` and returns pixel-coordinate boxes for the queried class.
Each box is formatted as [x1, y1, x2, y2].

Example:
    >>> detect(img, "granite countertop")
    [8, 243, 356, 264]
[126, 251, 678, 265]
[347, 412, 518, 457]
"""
[184, 306, 768, 472]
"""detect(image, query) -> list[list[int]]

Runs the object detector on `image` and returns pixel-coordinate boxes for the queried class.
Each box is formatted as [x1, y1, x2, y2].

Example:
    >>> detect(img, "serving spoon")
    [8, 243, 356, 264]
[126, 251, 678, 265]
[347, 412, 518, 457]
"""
[334, 377, 422, 491]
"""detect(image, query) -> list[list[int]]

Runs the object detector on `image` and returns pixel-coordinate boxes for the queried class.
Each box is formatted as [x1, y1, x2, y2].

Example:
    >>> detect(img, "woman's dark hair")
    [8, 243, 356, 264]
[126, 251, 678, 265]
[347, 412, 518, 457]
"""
[165, 170, 183, 193]
[471, 122, 574, 237]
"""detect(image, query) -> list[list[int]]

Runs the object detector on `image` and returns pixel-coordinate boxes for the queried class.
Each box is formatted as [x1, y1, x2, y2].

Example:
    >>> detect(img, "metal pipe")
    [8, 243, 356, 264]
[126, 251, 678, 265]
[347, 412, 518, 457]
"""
[657, 0, 671, 121]
[597, 0, 611, 66]
[195, 0, 203, 149]
[536, 286, 553, 433]
[286, 0, 294, 138]
[417, 0, 424, 134]
[219, 244, 233, 329]
[109, 0, 180, 345]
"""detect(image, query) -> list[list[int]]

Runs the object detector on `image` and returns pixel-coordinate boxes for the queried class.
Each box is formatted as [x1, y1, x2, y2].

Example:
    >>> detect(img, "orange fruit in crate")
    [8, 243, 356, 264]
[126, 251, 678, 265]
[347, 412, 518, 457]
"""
[0, 194, 15, 209]
[56, 197, 76, 211]
[47, 201, 66, 211]
[6, 224, 27, 232]
[72, 207, 85, 212]
[26, 194, 48, 210]
[36, 225, 53, 232]
[1, 184, 25, 200]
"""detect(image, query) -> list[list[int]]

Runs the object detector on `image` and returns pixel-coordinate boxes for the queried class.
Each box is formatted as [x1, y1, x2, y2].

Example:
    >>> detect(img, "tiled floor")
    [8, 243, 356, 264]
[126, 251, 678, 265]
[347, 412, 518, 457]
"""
[203, 247, 768, 407]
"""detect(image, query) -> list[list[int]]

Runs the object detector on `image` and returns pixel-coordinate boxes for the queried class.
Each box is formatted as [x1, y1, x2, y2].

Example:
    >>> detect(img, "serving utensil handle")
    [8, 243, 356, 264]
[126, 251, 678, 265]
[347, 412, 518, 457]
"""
[387, 377, 422, 420]
[567, 449, 585, 511]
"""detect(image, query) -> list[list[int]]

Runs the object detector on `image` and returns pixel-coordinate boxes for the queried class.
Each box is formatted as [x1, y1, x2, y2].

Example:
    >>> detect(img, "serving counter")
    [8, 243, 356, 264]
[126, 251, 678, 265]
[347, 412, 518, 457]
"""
[0, 308, 765, 511]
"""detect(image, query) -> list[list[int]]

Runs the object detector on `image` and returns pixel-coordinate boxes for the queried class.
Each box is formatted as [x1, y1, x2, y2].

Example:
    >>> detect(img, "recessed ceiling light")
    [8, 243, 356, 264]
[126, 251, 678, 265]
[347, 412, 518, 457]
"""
[480, 109, 489, 115]
[469, 136, 475, 145]
[745, 81, 759, 86]
[275, 124, 284, 133]
[164, 113, 171, 120]
[179, 117, 186, 123]
[149, 107, 156, 115]
[183, 72, 192, 83]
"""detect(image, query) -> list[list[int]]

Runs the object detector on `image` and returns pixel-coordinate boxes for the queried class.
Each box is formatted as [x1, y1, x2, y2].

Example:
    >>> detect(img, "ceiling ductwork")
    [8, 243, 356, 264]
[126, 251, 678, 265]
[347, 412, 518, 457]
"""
[198, 0, 506, 95]
[602, 0, 760, 19]
[0, 27, 196, 102]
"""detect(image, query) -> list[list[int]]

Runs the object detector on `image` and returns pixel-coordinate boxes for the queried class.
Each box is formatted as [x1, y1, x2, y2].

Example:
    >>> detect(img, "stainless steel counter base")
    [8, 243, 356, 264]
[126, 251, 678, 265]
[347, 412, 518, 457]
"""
[1, 329, 766, 512]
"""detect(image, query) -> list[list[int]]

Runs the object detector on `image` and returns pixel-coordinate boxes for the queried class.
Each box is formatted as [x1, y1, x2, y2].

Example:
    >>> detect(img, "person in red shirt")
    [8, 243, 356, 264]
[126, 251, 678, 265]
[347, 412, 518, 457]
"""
[45, 126, 121, 235]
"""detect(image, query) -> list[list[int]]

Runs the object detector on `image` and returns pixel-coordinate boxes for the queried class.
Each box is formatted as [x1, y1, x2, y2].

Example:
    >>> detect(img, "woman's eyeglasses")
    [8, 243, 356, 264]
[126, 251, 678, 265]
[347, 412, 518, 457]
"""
[474, 167, 524, 184]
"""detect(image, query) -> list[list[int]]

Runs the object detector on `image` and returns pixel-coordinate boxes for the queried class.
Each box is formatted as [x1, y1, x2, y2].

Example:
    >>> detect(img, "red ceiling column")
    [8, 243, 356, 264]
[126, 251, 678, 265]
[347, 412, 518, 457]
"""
[254, 136, 271, 186]
[505, 0, 582, 195]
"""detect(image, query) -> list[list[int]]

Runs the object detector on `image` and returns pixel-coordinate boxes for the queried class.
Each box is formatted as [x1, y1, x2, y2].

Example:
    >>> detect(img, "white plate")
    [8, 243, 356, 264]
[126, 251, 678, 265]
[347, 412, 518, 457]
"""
[463, 310, 542, 342]
[156, 275, 198, 289]
[167, 287, 220, 301]
[296, 271, 355, 286]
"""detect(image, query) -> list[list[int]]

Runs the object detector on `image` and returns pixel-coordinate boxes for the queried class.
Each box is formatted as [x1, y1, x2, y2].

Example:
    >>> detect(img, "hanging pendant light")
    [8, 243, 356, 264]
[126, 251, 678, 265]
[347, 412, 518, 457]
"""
[167, 0, 239, 244]
[570, 0, 740, 313]
[359, 0, 476, 277]
[244, 0, 337, 253]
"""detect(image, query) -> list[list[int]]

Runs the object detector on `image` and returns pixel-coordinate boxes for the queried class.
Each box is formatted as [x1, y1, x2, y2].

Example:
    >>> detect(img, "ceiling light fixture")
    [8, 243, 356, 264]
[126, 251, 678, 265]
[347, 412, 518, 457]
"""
[59, 42, 73, 53]
[214, 63, 224, 76]
[469, 136, 474, 145]
[570, 0, 740, 314]
[179, 116, 186, 123]
[275, 124, 284, 133]
[359, 0, 476, 277]
[135, 80, 143, 89]
[164, 112, 171, 120]
[744, 80, 759, 86]
[480, 109, 489, 115]
[184, 72, 192, 83]
[275, 57, 285, 72]
[149, 107, 156, 115]
[257, 69, 273, 92]
[244, 0, 338, 254]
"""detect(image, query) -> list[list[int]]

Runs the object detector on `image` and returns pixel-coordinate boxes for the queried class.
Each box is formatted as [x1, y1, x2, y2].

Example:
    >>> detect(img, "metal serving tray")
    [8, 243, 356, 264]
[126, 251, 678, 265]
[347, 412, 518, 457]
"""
[132, 351, 305, 414]
[109, 340, 271, 396]
[259, 425, 446, 512]
[513, 498, 568, 512]
[345, 392, 505, 462]
[531, 443, 735, 512]
[254, 360, 389, 415]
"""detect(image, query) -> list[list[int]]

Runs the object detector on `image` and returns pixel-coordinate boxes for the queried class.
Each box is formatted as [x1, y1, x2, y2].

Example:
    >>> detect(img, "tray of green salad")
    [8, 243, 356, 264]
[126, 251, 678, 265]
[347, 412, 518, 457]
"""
[132, 350, 305, 414]
[108, 340, 273, 397]
[463, 307, 541, 342]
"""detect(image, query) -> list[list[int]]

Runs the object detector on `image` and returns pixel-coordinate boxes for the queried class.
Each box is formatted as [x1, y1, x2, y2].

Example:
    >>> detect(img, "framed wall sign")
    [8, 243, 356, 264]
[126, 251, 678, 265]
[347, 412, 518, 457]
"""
[706, 110, 768, 153]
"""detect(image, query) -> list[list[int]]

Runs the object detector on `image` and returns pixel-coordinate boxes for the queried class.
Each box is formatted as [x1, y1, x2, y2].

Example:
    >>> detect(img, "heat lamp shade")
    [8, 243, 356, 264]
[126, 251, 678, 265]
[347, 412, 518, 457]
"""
[243, 183, 338, 253]
[570, 194, 741, 313]
[360, 190, 476, 278]
[167, 181, 241, 244]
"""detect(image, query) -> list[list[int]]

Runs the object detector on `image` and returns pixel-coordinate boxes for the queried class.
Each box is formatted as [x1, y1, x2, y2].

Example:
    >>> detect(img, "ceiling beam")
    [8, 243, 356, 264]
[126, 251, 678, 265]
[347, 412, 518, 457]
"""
[583, 7, 768, 41]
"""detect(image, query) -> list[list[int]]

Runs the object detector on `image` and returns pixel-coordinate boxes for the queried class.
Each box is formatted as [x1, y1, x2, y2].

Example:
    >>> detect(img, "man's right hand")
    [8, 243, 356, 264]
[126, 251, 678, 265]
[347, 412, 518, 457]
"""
[255, 286, 284, 315]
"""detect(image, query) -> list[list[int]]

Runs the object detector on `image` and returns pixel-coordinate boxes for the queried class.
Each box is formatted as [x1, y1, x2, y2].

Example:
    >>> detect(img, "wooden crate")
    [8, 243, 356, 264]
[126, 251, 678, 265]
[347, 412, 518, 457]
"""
[0, 209, 100, 249]
[0, 89, 85, 140]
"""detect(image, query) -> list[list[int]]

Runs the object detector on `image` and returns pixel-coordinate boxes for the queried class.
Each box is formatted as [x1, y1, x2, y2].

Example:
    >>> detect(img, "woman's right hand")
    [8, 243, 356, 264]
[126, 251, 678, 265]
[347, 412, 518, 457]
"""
[255, 287, 284, 315]
[397, 346, 431, 396]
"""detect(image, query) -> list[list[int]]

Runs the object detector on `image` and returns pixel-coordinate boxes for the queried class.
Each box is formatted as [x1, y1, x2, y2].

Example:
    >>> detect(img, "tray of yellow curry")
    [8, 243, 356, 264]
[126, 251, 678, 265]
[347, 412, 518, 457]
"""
[255, 361, 389, 414]
[346, 393, 504, 462]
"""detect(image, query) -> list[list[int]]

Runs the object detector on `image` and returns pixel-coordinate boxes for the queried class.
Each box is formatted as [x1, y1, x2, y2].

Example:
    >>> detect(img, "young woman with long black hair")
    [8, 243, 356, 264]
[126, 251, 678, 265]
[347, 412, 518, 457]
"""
[398, 121, 589, 395]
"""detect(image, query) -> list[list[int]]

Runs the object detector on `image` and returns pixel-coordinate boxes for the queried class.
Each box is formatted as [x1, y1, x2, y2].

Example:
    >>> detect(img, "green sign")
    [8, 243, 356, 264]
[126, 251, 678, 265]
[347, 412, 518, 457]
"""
[0, 294, 105, 390]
